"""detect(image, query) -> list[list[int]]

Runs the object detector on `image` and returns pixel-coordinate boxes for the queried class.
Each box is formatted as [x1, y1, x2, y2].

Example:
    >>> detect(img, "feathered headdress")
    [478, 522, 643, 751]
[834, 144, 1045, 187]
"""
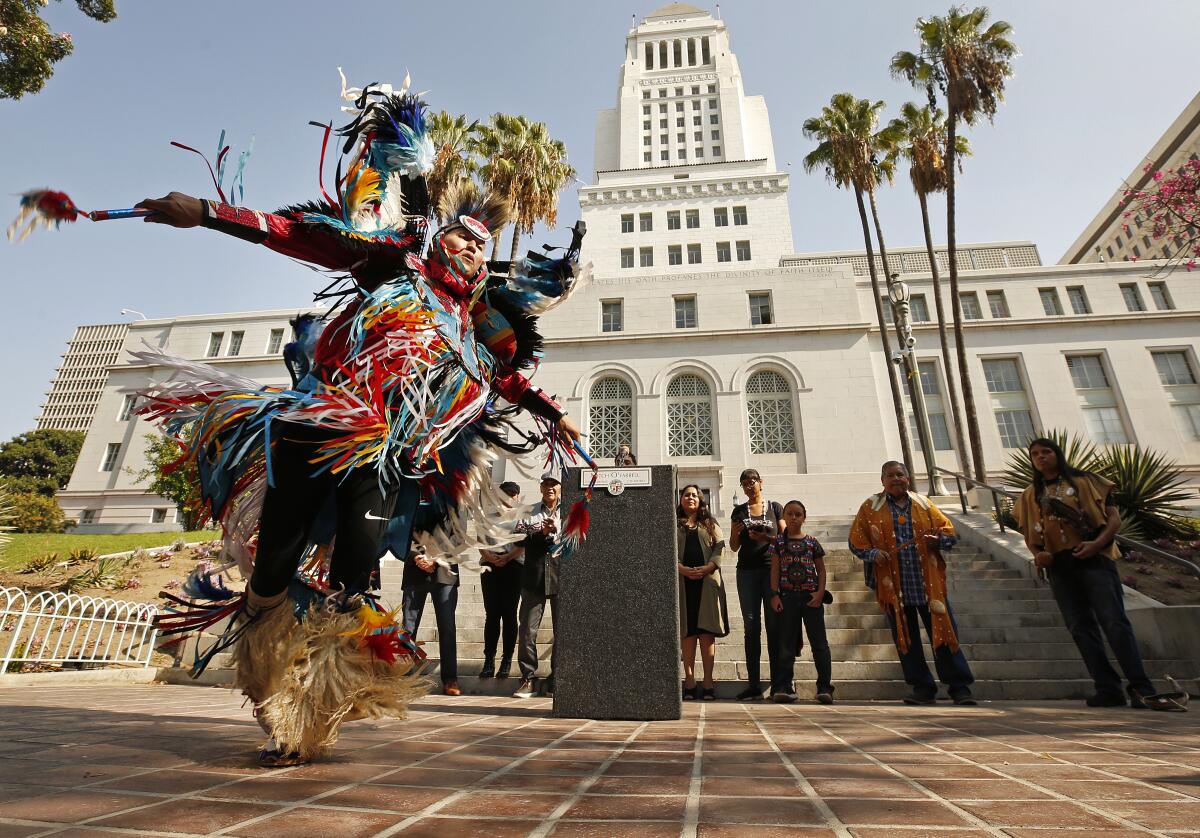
[278, 71, 436, 259]
[436, 180, 511, 242]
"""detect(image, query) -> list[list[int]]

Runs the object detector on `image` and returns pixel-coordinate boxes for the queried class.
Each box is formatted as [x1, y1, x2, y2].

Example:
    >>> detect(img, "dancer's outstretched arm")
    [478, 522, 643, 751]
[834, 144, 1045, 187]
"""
[136, 192, 359, 271]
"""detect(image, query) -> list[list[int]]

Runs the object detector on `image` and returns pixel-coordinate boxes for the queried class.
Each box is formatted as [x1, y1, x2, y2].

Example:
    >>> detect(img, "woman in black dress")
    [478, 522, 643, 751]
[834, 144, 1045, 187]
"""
[677, 485, 729, 700]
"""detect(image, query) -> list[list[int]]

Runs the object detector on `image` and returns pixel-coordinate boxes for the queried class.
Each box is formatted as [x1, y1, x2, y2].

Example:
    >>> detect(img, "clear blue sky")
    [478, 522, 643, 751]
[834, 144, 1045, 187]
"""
[2, 1, 1197, 440]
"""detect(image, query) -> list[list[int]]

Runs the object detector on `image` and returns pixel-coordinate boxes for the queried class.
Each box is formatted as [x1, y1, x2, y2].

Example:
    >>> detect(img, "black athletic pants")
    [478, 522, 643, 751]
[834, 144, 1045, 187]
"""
[250, 424, 418, 598]
[481, 561, 523, 663]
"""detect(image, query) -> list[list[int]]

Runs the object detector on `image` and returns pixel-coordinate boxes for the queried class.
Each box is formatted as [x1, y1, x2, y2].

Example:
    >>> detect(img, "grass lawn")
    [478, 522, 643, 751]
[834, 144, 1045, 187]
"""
[0, 531, 219, 572]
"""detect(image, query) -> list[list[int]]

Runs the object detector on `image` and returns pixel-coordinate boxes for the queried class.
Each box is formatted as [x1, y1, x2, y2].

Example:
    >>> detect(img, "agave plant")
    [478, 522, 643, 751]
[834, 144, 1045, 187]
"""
[20, 552, 60, 574]
[1099, 444, 1196, 540]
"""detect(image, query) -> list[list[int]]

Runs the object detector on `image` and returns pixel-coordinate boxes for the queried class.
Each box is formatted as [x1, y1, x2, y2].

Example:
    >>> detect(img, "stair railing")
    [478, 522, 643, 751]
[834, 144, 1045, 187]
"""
[935, 467, 1200, 580]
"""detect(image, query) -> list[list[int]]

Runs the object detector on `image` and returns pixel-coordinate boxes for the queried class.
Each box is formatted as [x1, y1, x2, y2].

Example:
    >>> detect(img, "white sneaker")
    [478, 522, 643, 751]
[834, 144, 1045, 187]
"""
[514, 679, 535, 699]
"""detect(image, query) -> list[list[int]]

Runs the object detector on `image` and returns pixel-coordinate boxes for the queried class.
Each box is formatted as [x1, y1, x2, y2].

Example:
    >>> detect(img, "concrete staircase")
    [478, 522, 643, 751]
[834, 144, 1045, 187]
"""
[380, 516, 1200, 701]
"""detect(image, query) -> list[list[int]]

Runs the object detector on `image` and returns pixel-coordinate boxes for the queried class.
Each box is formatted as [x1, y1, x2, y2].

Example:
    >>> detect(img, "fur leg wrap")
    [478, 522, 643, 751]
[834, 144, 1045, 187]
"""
[255, 604, 431, 761]
[232, 595, 302, 707]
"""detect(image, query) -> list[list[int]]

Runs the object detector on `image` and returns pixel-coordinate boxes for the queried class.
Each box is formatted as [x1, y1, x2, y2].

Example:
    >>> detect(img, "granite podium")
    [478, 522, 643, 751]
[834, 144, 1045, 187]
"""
[553, 465, 681, 720]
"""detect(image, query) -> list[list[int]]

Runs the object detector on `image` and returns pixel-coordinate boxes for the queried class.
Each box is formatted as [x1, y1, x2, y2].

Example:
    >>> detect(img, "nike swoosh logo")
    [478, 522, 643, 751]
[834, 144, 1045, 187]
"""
[364, 511, 389, 521]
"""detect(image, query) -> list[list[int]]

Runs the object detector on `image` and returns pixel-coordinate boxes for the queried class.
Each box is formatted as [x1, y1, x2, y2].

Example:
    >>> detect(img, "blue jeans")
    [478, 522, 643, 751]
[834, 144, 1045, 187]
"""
[1048, 556, 1153, 697]
[774, 593, 832, 695]
[736, 567, 780, 689]
[402, 583, 459, 683]
[886, 603, 974, 699]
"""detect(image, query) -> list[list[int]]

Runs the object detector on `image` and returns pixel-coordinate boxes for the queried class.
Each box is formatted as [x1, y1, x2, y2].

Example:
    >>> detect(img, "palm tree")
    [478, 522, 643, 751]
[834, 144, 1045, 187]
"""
[888, 102, 973, 473]
[426, 111, 480, 213]
[803, 93, 915, 475]
[891, 5, 1017, 483]
[477, 114, 577, 270]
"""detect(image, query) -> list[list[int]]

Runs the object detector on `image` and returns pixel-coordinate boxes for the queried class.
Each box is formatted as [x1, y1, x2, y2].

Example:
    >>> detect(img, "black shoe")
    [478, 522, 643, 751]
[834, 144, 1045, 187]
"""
[1086, 691, 1127, 708]
[903, 692, 937, 705]
[683, 683, 697, 701]
[772, 690, 798, 704]
[479, 658, 495, 679]
[816, 691, 834, 705]
[702, 687, 717, 701]
[544, 676, 555, 697]
[951, 692, 977, 706]
[496, 657, 512, 679]
[736, 685, 764, 701]
[1127, 687, 1150, 710]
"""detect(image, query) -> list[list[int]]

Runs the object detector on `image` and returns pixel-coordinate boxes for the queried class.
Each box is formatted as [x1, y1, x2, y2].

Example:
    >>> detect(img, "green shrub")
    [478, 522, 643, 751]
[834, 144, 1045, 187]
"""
[20, 552, 60, 573]
[67, 547, 98, 564]
[9, 492, 67, 533]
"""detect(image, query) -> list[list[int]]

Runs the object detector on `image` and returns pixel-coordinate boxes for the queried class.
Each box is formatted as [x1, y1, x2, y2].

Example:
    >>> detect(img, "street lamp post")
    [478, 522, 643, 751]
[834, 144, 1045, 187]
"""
[888, 277, 948, 496]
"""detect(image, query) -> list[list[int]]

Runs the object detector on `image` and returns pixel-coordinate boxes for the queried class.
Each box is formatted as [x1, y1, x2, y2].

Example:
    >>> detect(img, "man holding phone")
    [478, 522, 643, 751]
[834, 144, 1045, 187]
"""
[514, 472, 563, 698]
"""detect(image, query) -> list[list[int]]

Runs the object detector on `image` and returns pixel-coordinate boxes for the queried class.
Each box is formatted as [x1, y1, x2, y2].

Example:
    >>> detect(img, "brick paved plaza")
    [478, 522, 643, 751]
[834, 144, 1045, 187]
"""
[0, 686, 1197, 836]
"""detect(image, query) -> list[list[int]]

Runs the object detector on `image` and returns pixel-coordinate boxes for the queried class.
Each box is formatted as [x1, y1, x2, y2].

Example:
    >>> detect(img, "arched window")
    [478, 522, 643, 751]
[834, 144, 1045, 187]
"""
[667, 374, 714, 457]
[746, 370, 797, 454]
[589, 377, 633, 460]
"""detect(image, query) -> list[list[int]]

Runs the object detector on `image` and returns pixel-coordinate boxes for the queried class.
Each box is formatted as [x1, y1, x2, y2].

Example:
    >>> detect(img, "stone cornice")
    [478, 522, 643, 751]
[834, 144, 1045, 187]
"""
[581, 174, 788, 206]
[637, 71, 718, 86]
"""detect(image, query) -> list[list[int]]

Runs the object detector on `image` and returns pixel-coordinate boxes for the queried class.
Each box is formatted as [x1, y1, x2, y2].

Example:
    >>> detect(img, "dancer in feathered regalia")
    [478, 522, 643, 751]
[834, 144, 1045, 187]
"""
[111, 78, 586, 765]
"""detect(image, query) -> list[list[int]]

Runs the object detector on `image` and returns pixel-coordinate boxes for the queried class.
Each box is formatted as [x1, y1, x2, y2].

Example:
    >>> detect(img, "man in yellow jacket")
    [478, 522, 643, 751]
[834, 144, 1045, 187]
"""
[850, 461, 976, 705]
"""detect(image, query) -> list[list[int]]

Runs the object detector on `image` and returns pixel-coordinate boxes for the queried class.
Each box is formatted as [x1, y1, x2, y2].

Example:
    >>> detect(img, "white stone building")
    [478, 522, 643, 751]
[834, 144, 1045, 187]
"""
[57, 4, 1200, 530]
[37, 322, 128, 433]
[1061, 90, 1200, 265]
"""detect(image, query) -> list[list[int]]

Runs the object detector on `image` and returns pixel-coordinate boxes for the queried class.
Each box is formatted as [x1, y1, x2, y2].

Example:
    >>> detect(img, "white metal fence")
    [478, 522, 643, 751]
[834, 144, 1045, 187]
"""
[1, 585, 158, 674]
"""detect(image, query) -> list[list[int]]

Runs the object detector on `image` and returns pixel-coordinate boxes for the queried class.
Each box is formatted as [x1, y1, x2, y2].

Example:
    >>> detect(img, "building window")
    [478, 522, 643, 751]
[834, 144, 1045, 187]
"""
[710, 115, 719, 124]
[662, 119, 670, 129]
[749, 292, 773, 326]
[735, 240, 751, 261]
[676, 118, 684, 128]
[1153, 351, 1200, 440]
[267, 328, 284, 354]
[716, 242, 731, 263]
[643, 152, 652, 162]
[80, 509, 98, 525]
[695, 147, 704, 158]
[674, 296, 697, 329]
[667, 374, 714, 457]
[982, 358, 1035, 449]
[708, 83, 716, 93]
[1148, 282, 1174, 310]
[904, 294, 929, 322]
[746, 370, 797, 454]
[601, 300, 623, 333]
[678, 149, 687, 159]
[714, 207, 729, 227]
[675, 102, 684, 112]
[691, 85, 700, 95]
[1066, 354, 1129, 444]
[685, 209, 700, 229]
[687, 243, 702, 264]
[732, 206, 748, 226]
[620, 214, 634, 233]
[660, 134, 668, 144]
[677, 132, 686, 144]
[692, 100, 701, 110]
[643, 105, 651, 115]
[667, 210, 680, 230]
[118, 394, 136, 422]
[1039, 288, 1064, 316]
[711, 130, 720, 140]
[1066, 286, 1090, 315]
[959, 291, 982, 320]
[668, 244, 683, 266]
[620, 248, 634, 269]
[589, 377, 633, 461]
[694, 131, 703, 142]
[639, 247, 654, 268]
[642, 87, 650, 98]
[205, 332, 224, 358]
[227, 330, 244, 357]
[986, 290, 1010, 319]
[1120, 283, 1145, 312]
[693, 116, 701, 126]
[661, 150, 669, 161]
[100, 442, 121, 472]
[907, 362, 953, 450]
[151, 508, 168, 524]
[639, 212, 653, 232]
